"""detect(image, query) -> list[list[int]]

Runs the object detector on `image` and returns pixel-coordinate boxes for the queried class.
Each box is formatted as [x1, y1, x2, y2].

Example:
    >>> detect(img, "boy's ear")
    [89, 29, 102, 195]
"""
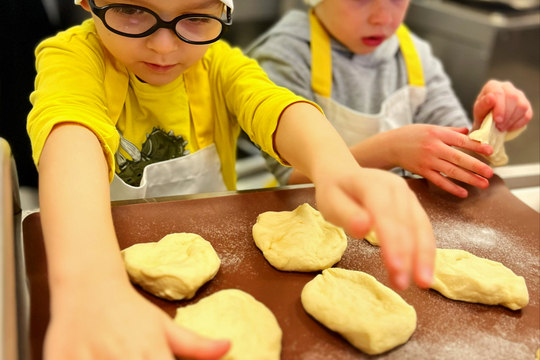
[79, 0, 91, 12]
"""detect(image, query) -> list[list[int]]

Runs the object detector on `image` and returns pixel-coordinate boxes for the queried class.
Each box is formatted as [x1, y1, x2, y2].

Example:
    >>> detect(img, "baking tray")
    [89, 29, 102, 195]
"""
[21, 176, 540, 359]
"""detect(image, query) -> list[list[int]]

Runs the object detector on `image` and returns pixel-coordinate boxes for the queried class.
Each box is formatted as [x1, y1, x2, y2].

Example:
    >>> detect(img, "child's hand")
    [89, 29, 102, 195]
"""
[389, 124, 494, 198]
[313, 167, 436, 291]
[44, 279, 230, 360]
[473, 80, 533, 132]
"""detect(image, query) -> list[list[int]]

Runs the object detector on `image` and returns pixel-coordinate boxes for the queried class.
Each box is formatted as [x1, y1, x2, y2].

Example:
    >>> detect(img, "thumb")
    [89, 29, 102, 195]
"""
[164, 317, 230, 360]
[473, 93, 496, 127]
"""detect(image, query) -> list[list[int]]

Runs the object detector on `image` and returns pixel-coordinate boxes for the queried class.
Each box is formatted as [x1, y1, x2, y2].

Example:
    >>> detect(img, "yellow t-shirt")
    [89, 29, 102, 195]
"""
[28, 19, 316, 190]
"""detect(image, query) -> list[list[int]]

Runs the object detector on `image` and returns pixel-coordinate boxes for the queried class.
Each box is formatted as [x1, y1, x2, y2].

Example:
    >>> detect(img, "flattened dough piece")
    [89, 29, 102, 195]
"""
[301, 268, 417, 355]
[431, 249, 529, 310]
[252, 203, 347, 272]
[174, 289, 282, 360]
[364, 229, 379, 246]
[121, 233, 220, 300]
[469, 112, 526, 167]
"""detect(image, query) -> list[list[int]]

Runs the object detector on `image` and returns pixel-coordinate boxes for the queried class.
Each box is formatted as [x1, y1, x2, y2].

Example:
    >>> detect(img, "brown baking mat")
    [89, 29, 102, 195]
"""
[22, 176, 540, 360]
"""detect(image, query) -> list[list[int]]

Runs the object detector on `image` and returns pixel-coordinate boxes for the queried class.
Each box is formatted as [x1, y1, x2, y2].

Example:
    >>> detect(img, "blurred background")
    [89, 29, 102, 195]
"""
[0, 0, 538, 209]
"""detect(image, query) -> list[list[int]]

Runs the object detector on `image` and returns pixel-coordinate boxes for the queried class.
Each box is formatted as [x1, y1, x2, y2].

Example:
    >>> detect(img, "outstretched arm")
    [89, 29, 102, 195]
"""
[39, 123, 229, 360]
[275, 103, 436, 290]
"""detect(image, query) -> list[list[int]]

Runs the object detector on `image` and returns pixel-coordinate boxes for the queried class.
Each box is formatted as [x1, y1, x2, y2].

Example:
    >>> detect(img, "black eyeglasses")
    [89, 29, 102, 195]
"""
[88, 0, 232, 45]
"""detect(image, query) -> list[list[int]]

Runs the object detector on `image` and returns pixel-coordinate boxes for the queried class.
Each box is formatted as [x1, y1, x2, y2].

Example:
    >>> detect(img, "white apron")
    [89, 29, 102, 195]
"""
[110, 63, 227, 201]
[110, 143, 226, 201]
[309, 11, 427, 173]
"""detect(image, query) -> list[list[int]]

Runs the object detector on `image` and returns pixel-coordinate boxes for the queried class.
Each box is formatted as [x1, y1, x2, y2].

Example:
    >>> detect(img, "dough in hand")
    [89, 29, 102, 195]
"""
[301, 268, 417, 355]
[174, 289, 282, 360]
[364, 229, 379, 246]
[252, 203, 347, 272]
[121, 233, 220, 300]
[469, 112, 526, 167]
[431, 249, 529, 310]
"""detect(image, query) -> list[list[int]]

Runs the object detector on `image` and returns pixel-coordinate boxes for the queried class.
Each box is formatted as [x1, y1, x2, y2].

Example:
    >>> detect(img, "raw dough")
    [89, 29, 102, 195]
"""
[431, 249, 529, 310]
[252, 203, 347, 272]
[174, 289, 282, 360]
[301, 268, 417, 355]
[364, 229, 379, 246]
[469, 112, 526, 167]
[121, 233, 220, 300]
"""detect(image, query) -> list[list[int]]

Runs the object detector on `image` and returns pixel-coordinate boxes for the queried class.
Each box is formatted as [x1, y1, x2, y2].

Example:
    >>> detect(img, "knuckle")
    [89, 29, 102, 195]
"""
[445, 166, 459, 179]
[455, 135, 468, 148]
[451, 152, 463, 166]
[426, 126, 439, 138]
[518, 98, 529, 111]
[502, 81, 513, 89]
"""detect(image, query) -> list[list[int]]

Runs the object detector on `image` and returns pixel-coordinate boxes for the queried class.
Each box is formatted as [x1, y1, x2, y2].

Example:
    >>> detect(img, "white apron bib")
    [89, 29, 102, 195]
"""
[310, 11, 427, 167]
[110, 61, 227, 201]
[110, 143, 226, 201]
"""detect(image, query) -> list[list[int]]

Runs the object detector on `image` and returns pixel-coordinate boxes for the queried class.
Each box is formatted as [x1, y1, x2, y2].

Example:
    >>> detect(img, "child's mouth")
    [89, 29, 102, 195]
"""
[144, 62, 177, 73]
[361, 36, 385, 47]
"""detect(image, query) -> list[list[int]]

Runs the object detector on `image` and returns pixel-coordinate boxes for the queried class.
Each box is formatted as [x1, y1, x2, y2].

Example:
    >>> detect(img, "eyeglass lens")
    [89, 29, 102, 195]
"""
[104, 6, 224, 42]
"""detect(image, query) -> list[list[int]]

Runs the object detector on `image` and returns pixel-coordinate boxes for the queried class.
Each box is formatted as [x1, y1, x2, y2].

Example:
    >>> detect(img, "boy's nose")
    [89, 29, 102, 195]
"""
[368, 0, 393, 26]
[146, 28, 179, 54]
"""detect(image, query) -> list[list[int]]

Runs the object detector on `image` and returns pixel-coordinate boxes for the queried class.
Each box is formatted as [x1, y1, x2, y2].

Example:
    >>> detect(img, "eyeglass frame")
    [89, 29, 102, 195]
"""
[88, 0, 233, 45]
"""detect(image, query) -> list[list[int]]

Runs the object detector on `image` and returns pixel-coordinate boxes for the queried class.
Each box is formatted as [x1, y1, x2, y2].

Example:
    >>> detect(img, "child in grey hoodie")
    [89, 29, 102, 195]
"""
[247, 0, 532, 198]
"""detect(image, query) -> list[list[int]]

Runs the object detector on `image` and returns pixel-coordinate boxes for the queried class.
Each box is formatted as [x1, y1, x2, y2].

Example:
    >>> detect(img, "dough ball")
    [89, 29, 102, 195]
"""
[364, 229, 379, 246]
[174, 289, 282, 360]
[252, 203, 347, 272]
[431, 249, 529, 310]
[121, 233, 220, 300]
[301, 268, 417, 355]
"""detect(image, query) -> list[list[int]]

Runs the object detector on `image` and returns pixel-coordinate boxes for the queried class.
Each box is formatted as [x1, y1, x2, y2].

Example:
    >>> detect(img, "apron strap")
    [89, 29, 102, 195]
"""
[183, 60, 215, 149]
[309, 14, 426, 96]
[309, 9, 332, 98]
[396, 24, 425, 87]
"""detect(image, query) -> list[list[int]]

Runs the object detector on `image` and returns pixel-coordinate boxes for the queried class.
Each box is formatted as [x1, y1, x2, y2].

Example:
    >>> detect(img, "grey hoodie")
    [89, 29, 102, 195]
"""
[246, 10, 471, 185]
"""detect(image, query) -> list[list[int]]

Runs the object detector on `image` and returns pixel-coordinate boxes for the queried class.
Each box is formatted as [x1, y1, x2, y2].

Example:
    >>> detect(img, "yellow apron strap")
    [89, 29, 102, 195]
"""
[183, 60, 215, 149]
[309, 9, 332, 98]
[396, 24, 425, 87]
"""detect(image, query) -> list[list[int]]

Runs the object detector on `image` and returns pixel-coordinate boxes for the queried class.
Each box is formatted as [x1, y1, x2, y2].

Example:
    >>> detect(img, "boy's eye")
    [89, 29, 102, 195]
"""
[111, 6, 145, 16]
[186, 18, 212, 24]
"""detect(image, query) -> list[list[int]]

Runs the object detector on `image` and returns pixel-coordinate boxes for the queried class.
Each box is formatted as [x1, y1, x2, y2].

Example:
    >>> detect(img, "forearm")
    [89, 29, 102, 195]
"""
[286, 128, 398, 185]
[39, 124, 128, 304]
[274, 103, 358, 183]
[348, 131, 399, 170]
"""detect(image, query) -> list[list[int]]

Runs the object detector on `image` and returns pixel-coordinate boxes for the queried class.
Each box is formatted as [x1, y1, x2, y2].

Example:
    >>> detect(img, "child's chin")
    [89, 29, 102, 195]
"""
[138, 74, 180, 86]
[352, 46, 378, 55]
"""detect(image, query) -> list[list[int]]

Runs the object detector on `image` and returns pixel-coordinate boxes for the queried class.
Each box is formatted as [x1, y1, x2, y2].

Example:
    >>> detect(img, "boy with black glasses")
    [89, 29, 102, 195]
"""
[28, 0, 436, 359]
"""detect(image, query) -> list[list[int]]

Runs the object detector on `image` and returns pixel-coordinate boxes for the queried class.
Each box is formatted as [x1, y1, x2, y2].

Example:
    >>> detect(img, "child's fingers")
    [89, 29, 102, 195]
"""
[375, 186, 419, 290]
[424, 170, 468, 198]
[500, 92, 529, 131]
[447, 127, 470, 135]
[411, 205, 436, 289]
[439, 162, 489, 189]
[438, 143, 493, 179]
[473, 92, 496, 125]
[318, 186, 372, 239]
[489, 89, 507, 125]
[508, 107, 533, 131]
[165, 318, 230, 360]
[442, 130, 494, 156]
